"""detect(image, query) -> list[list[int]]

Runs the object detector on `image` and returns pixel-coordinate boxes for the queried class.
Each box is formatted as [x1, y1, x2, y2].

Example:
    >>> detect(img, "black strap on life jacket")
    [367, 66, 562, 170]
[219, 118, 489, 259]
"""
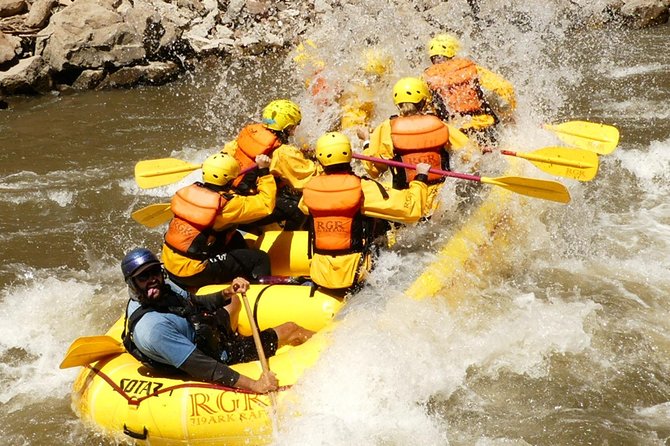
[122, 301, 181, 372]
[121, 295, 222, 371]
[365, 178, 390, 200]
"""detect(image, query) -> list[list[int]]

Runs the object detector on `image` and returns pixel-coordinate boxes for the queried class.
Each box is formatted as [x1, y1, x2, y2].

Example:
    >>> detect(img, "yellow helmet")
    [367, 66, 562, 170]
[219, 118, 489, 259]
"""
[392, 77, 430, 105]
[362, 49, 392, 76]
[202, 153, 240, 186]
[315, 132, 352, 167]
[262, 99, 302, 131]
[427, 34, 461, 58]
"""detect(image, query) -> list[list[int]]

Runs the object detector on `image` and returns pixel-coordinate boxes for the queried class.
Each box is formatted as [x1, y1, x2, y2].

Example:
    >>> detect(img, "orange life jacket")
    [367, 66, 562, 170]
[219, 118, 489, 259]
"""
[232, 123, 281, 190]
[424, 58, 488, 117]
[390, 114, 450, 185]
[164, 183, 229, 260]
[302, 174, 364, 254]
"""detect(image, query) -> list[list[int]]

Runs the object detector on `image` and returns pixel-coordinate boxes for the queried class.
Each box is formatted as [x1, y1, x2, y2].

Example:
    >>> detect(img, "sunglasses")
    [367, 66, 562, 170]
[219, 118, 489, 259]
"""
[135, 266, 162, 282]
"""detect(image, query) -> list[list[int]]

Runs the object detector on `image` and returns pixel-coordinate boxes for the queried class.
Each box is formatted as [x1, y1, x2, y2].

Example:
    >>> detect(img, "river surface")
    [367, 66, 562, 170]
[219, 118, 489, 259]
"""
[1, 2, 669, 445]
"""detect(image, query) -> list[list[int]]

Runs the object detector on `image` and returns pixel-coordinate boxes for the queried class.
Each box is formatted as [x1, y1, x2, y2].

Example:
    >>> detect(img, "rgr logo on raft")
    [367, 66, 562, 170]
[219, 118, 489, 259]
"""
[189, 392, 271, 424]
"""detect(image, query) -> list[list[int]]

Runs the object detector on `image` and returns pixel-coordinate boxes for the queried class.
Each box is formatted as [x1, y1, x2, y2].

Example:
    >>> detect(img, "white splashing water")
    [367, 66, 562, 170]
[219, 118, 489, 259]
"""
[273, 282, 599, 445]
[0, 266, 123, 409]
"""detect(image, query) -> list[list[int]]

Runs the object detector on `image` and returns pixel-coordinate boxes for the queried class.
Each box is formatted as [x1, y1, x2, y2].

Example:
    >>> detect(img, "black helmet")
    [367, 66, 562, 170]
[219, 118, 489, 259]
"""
[121, 248, 161, 281]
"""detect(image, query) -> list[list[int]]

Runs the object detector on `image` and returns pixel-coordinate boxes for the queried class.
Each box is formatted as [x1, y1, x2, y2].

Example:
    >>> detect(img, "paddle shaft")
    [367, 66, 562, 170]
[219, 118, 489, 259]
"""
[240, 292, 271, 372]
[354, 153, 481, 183]
[482, 148, 595, 169]
[353, 152, 570, 203]
[239, 292, 277, 406]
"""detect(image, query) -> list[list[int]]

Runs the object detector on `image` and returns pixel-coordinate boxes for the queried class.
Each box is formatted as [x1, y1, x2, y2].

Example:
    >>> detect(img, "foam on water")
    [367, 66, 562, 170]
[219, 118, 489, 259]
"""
[607, 62, 667, 79]
[0, 265, 123, 409]
[617, 137, 670, 188]
[273, 280, 599, 445]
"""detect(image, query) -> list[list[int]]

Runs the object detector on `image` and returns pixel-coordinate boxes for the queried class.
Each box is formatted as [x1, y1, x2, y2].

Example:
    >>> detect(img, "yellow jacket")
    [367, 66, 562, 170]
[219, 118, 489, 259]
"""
[222, 140, 318, 191]
[362, 117, 470, 213]
[162, 174, 277, 277]
[298, 176, 427, 289]
[362, 117, 470, 178]
[269, 144, 319, 190]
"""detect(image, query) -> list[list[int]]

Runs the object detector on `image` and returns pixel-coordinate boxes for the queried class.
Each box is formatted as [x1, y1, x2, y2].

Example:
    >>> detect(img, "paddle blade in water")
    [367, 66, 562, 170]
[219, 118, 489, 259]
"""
[544, 121, 619, 154]
[481, 176, 571, 204]
[131, 203, 173, 228]
[60, 335, 125, 369]
[515, 146, 599, 181]
[135, 158, 201, 189]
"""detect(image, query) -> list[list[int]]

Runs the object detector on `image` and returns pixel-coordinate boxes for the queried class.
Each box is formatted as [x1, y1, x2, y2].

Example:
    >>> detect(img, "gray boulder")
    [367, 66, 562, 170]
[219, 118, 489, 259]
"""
[0, 30, 21, 64]
[0, 0, 27, 18]
[0, 55, 51, 94]
[25, 0, 58, 29]
[616, 0, 670, 27]
[95, 60, 180, 89]
[71, 68, 105, 89]
[37, 0, 145, 72]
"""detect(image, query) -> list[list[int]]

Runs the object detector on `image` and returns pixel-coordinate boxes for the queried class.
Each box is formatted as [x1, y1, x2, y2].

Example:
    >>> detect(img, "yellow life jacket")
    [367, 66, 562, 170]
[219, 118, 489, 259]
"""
[302, 174, 364, 254]
[390, 114, 450, 185]
[164, 183, 229, 260]
[232, 124, 281, 189]
[424, 58, 489, 117]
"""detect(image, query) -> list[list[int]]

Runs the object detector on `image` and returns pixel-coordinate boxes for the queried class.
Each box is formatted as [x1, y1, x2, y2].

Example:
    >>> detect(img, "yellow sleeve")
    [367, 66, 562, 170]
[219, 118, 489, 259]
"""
[362, 119, 394, 178]
[270, 144, 318, 190]
[219, 140, 238, 156]
[297, 195, 309, 215]
[361, 178, 427, 224]
[213, 174, 276, 228]
[477, 66, 517, 110]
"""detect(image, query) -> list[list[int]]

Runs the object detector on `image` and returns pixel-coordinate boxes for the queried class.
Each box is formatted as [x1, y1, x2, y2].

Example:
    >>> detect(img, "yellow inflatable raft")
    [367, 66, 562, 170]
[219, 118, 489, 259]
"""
[68, 160, 526, 445]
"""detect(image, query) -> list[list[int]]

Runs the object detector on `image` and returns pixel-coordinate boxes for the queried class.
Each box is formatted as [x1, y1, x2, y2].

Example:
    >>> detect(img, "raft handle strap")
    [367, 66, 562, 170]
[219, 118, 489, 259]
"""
[123, 425, 148, 440]
[252, 285, 273, 327]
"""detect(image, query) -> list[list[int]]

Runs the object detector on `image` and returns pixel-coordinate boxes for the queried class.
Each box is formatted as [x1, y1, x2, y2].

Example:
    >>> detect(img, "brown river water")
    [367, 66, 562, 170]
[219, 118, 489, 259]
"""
[1, 3, 669, 445]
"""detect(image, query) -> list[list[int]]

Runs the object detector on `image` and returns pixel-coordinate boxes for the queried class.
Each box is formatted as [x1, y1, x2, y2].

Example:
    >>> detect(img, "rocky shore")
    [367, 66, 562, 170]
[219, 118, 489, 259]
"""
[0, 0, 668, 108]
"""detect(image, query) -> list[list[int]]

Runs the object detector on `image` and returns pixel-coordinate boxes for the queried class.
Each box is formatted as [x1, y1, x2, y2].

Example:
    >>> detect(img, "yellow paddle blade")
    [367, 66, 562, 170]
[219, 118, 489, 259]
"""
[60, 335, 125, 369]
[446, 124, 470, 150]
[135, 158, 201, 189]
[131, 203, 173, 228]
[544, 121, 619, 154]
[511, 146, 599, 181]
[481, 176, 571, 204]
